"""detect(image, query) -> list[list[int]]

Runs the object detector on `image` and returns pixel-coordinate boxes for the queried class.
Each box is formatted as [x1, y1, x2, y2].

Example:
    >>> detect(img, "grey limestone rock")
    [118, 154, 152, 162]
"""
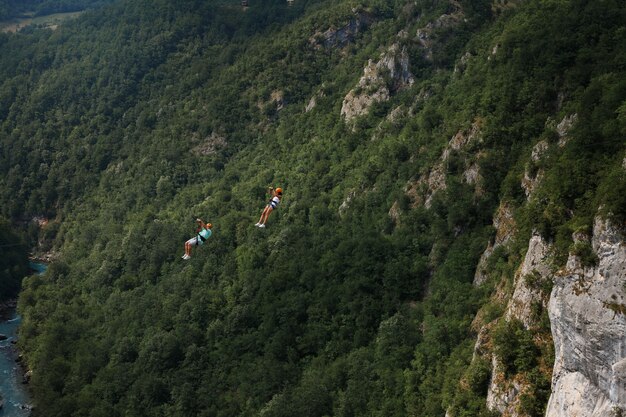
[546, 217, 626, 416]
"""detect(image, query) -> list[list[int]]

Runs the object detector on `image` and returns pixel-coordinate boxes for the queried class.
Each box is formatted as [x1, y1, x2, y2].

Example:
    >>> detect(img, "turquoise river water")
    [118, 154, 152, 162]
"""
[0, 311, 31, 417]
[0, 262, 46, 416]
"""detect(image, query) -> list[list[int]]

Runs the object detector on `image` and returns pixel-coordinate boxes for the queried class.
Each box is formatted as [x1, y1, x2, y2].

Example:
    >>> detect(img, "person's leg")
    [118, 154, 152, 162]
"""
[184, 237, 196, 258]
[257, 206, 269, 225]
[263, 207, 273, 224]
[259, 208, 266, 224]
[260, 206, 272, 224]
[256, 207, 265, 225]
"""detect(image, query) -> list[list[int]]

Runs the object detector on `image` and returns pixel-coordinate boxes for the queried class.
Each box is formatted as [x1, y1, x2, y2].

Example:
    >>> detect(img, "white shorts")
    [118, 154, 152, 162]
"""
[186, 236, 201, 246]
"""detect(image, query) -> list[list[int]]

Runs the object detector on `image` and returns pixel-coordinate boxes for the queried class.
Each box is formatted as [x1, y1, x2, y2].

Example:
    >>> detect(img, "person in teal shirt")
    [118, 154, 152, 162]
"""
[182, 218, 212, 260]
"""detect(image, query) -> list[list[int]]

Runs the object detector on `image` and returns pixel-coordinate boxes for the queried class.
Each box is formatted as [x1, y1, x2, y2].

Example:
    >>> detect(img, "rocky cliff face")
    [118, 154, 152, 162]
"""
[415, 3, 464, 61]
[403, 118, 484, 209]
[546, 217, 626, 417]
[473, 202, 516, 286]
[309, 10, 374, 50]
[341, 43, 414, 122]
[477, 215, 626, 417]
[485, 231, 553, 416]
[504, 234, 552, 328]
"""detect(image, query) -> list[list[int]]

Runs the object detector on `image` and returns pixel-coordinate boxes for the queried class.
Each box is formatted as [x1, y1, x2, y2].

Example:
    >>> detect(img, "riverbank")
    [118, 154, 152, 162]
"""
[0, 300, 17, 321]
[0, 261, 46, 319]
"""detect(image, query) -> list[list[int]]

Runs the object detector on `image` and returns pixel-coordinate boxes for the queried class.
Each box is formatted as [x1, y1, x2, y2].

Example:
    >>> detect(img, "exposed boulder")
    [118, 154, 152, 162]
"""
[305, 96, 316, 112]
[32, 216, 49, 228]
[454, 51, 472, 74]
[305, 94, 319, 112]
[488, 43, 500, 60]
[338, 190, 356, 218]
[270, 90, 285, 111]
[463, 161, 481, 185]
[442, 118, 483, 160]
[23, 369, 32, 384]
[386, 105, 407, 124]
[388, 200, 401, 224]
[556, 113, 578, 147]
[521, 169, 544, 200]
[404, 162, 446, 210]
[531, 139, 548, 162]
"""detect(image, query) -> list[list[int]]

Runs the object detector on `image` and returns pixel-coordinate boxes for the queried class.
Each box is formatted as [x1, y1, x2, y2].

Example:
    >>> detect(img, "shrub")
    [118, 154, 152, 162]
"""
[492, 319, 539, 376]
[518, 369, 551, 417]
[570, 240, 599, 267]
[466, 357, 492, 396]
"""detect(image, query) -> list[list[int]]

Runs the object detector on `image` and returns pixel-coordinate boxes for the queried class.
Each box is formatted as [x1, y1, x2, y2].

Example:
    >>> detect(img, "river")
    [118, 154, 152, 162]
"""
[0, 262, 46, 416]
[0, 311, 30, 416]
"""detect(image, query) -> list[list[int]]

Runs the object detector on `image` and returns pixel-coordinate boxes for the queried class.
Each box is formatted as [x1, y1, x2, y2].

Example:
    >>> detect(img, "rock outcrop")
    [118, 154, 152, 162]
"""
[546, 217, 626, 416]
[192, 131, 228, 156]
[309, 10, 373, 50]
[504, 234, 552, 328]
[485, 232, 553, 416]
[521, 139, 548, 199]
[415, 3, 464, 61]
[556, 113, 578, 147]
[473, 201, 516, 285]
[480, 212, 626, 417]
[341, 43, 414, 122]
[338, 190, 356, 218]
[486, 359, 523, 415]
[454, 51, 472, 74]
[405, 118, 484, 209]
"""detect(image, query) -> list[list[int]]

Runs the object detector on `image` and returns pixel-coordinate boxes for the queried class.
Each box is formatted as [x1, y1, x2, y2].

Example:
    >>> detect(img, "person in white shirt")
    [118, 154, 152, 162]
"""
[255, 186, 283, 228]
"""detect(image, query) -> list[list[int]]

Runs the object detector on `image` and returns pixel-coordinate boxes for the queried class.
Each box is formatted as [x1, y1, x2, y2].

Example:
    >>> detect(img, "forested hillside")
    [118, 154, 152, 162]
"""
[0, 0, 624, 416]
[0, 217, 29, 301]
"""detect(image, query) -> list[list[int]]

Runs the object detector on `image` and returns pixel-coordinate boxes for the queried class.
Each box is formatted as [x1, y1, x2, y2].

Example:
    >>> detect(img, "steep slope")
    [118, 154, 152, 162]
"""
[0, 0, 624, 416]
[547, 217, 626, 417]
[0, 217, 30, 302]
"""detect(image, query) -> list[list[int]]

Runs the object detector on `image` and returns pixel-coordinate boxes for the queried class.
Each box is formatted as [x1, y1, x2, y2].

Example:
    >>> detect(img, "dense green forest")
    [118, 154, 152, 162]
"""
[0, 0, 624, 416]
[0, 217, 29, 301]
